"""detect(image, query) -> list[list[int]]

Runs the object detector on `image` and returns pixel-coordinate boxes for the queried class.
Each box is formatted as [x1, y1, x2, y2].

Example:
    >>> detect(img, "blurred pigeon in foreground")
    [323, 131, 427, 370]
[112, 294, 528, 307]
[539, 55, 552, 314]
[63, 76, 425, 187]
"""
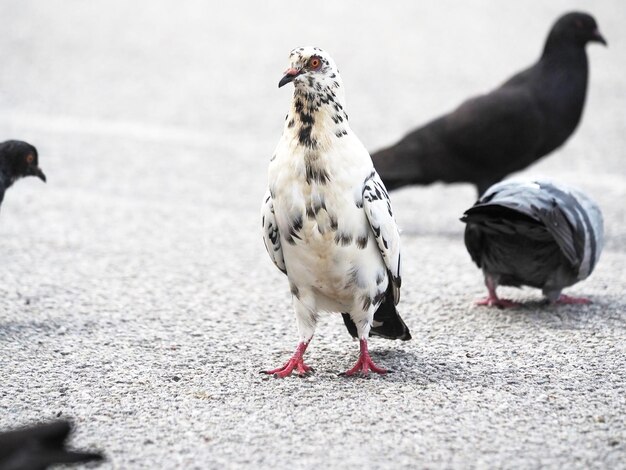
[461, 179, 603, 307]
[372, 12, 606, 196]
[261, 46, 410, 377]
[0, 420, 103, 470]
[0, 140, 46, 210]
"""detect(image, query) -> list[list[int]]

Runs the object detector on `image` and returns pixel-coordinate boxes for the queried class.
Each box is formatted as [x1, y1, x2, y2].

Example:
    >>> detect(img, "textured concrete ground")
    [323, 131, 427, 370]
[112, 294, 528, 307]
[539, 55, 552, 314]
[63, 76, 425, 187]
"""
[0, 1, 625, 469]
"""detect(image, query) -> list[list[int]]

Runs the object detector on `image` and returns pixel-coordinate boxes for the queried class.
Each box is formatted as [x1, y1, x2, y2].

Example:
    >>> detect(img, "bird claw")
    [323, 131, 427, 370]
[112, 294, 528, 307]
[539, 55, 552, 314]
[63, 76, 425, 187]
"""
[341, 352, 388, 377]
[261, 341, 312, 378]
[475, 296, 519, 309]
[340, 338, 388, 377]
[261, 359, 313, 379]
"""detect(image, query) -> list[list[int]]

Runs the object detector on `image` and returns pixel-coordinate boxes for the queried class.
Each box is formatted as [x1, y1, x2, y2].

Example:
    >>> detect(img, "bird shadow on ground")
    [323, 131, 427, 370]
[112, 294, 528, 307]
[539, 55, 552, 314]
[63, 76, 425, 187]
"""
[255, 348, 472, 385]
[361, 348, 472, 385]
[474, 299, 613, 330]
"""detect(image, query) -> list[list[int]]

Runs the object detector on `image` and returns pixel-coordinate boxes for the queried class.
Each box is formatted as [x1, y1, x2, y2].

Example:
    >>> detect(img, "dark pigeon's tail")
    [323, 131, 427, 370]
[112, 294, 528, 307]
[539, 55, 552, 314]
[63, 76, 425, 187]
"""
[371, 137, 431, 191]
[371, 118, 458, 192]
[0, 420, 104, 470]
[342, 285, 411, 341]
[461, 204, 542, 230]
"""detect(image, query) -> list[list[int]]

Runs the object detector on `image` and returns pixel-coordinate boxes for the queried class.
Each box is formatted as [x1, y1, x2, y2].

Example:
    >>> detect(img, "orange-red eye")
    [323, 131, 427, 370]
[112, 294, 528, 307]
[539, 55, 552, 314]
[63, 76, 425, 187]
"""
[309, 57, 321, 70]
[26, 154, 34, 164]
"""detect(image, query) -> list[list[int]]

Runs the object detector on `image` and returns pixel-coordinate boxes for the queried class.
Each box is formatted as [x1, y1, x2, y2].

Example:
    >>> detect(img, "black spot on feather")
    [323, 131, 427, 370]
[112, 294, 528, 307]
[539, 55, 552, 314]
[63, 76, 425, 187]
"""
[290, 283, 300, 298]
[305, 162, 330, 184]
[285, 215, 303, 245]
[298, 126, 317, 149]
[329, 215, 338, 231]
[334, 232, 353, 246]
[300, 113, 315, 125]
[356, 234, 369, 249]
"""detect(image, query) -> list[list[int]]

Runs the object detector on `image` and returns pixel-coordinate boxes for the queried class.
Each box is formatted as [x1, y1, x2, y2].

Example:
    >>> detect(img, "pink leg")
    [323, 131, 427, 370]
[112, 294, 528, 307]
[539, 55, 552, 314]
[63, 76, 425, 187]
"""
[262, 341, 313, 378]
[555, 294, 592, 305]
[476, 276, 519, 309]
[342, 339, 387, 376]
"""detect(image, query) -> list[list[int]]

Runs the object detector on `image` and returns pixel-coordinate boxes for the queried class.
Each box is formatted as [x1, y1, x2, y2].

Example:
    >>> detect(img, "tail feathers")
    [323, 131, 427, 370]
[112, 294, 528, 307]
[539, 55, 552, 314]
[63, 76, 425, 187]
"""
[462, 204, 550, 240]
[341, 292, 412, 341]
[371, 143, 429, 191]
[371, 117, 462, 191]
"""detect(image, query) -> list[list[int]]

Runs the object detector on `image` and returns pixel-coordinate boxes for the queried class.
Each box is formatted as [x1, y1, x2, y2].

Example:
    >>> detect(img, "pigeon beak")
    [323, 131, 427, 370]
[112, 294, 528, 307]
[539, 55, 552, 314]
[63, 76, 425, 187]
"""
[591, 28, 607, 46]
[278, 68, 301, 88]
[29, 166, 47, 182]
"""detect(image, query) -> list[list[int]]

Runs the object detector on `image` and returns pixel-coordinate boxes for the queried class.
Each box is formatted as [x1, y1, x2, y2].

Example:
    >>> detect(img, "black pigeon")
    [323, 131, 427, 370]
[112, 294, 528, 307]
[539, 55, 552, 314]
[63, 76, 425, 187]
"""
[0, 140, 46, 209]
[0, 420, 103, 470]
[372, 12, 607, 196]
[461, 179, 603, 307]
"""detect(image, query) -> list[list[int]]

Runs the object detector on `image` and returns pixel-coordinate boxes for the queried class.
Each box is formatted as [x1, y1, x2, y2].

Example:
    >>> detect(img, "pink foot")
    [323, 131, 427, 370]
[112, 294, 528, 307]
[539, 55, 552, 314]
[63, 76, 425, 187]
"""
[555, 294, 592, 305]
[476, 296, 520, 309]
[477, 276, 519, 308]
[342, 339, 387, 376]
[262, 341, 313, 378]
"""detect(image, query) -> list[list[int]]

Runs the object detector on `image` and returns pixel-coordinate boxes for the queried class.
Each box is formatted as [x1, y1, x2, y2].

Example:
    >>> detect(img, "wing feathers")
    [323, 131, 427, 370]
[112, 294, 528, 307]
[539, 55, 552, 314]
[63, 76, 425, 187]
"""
[362, 171, 401, 304]
[261, 190, 286, 275]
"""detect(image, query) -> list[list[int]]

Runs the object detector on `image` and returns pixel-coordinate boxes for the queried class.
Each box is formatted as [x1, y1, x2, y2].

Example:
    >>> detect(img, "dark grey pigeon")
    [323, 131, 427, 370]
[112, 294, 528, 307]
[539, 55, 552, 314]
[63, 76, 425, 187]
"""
[0, 140, 46, 210]
[461, 179, 603, 307]
[0, 420, 103, 470]
[372, 12, 606, 196]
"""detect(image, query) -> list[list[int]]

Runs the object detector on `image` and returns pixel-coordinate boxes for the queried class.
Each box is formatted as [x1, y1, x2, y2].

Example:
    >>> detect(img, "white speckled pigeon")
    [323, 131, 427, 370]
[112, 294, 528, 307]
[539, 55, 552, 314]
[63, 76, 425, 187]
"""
[461, 179, 603, 307]
[261, 46, 410, 378]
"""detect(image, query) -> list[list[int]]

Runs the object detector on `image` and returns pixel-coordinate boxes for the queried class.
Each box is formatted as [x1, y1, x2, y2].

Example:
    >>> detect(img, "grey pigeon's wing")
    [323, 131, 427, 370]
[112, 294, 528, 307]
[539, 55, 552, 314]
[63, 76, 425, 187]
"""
[475, 180, 602, 276]
[362, 171, 401, 304]
[535, 182, 603, 279]
[261, 190, 286, 275]
[532, 199, 581, 268]
[567, 186, 604, 278]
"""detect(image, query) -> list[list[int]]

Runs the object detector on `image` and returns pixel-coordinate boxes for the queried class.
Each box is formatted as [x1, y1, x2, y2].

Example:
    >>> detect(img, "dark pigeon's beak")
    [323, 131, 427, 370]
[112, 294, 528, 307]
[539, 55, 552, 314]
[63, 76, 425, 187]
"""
[591, 28, 607, 46]
[28, 166, 46, 183]
[278, 68, 301, 88]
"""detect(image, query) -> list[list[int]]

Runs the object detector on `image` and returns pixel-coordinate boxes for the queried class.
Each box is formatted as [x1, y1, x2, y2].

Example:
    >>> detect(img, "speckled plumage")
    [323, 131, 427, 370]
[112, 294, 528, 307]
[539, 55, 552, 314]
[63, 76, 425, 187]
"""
[461, 179, 604, 304]
[261, 47, 410, 376]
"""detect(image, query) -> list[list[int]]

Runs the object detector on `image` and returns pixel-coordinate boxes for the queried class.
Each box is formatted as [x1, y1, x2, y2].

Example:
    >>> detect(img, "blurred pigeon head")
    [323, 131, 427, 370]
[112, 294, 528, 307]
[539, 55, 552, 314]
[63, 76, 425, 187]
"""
[550, 12, 607, 47]
[1, 140, 46, 183]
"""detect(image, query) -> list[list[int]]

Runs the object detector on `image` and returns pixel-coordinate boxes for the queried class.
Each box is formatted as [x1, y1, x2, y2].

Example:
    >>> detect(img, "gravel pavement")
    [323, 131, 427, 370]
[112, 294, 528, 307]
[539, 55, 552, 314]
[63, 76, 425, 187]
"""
[0, 1, 625, 468]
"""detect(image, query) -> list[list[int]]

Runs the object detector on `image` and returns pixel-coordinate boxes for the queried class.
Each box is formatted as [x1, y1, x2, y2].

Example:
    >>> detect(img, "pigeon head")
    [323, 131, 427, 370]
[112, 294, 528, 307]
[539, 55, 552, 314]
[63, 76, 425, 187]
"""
[278, 47, 350, 148]
[549, 12, 607, 48]
[278, 47, 343, 92]
[1, 140, 46, 183]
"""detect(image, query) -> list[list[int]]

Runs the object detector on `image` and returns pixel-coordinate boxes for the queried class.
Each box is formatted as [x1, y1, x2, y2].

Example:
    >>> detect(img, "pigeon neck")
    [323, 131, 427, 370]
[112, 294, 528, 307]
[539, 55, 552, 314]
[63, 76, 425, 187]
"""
[0, 158, 16, 188]
[541, 33, 588, 62]
[285, 85, 350, 149]
[534, 40, 588, 156]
